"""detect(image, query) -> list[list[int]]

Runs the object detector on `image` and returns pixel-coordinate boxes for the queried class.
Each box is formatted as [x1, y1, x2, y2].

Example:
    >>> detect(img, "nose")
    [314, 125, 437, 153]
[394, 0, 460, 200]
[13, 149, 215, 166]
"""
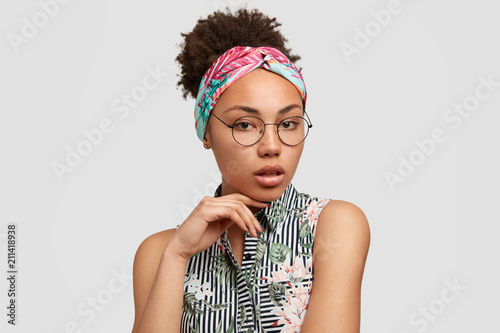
[256, 124, 282, 156]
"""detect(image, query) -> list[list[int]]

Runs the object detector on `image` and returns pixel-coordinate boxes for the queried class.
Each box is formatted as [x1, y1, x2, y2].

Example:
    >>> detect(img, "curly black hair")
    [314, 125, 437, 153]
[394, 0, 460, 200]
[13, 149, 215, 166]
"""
[175, 7, 301, 100]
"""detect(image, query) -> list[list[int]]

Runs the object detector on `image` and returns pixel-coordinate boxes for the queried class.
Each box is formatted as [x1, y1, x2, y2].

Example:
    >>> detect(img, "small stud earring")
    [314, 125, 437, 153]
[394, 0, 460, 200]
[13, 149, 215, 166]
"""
[203, 143, 209, 149]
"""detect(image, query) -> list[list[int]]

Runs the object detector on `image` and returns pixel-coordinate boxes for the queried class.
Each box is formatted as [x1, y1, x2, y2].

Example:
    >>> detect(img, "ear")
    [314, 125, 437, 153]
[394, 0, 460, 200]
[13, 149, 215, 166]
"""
[202, 115, 213, 148]
[202, 132, 211, 149]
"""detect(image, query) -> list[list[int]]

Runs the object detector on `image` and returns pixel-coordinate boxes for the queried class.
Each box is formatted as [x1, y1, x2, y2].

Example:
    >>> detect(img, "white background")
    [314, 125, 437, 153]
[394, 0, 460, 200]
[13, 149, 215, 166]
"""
[1, 0, 499, 332]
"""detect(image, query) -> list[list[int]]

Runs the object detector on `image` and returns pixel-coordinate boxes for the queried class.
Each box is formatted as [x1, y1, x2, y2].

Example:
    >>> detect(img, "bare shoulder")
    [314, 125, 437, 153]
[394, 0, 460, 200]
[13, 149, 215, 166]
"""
[133, 228, 177, 284]
[301, 200, 371, 330]
[134, 228, 177, 263]
[132, 228, 177, 332]
[314, 199, 371, 258]
[318, 199, 370, 234]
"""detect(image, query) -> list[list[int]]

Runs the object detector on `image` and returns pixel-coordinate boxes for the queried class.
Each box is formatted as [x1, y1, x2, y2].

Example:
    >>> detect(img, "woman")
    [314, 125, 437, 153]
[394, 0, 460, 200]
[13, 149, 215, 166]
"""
[132, 8, 370, 333]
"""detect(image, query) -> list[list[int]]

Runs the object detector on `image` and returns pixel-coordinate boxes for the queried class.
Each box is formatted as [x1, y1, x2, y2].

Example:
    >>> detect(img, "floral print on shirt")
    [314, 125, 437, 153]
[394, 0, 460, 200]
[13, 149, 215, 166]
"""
[180, 183, 331, 333]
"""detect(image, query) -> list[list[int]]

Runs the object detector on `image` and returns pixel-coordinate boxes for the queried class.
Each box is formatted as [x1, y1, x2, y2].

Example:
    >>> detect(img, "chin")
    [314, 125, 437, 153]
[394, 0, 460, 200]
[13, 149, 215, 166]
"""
[245, 181, 290, 202]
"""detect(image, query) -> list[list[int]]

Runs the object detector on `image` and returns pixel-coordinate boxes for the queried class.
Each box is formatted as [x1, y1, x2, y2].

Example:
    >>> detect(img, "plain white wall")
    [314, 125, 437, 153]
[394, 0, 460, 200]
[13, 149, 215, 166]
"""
[1, 0, 499, 332]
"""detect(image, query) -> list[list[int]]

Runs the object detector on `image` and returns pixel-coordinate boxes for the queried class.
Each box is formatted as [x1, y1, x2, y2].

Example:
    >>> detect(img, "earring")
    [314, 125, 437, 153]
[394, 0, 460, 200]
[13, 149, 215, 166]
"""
[203, 143, 209, 149]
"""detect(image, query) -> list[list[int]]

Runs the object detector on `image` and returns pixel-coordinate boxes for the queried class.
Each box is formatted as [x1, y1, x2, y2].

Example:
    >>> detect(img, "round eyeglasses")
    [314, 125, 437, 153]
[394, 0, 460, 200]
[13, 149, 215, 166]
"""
[209, 111, 313, 146]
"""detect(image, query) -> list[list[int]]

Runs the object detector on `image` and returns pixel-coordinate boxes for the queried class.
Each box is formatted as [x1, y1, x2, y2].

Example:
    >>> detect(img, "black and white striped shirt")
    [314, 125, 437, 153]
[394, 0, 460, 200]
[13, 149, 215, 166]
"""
[181, 182, 331, 333]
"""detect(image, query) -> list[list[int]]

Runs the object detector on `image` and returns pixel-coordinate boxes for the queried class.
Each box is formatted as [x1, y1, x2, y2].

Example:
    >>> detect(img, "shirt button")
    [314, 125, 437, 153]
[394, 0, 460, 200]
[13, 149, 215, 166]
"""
[245, 253, 252, 260]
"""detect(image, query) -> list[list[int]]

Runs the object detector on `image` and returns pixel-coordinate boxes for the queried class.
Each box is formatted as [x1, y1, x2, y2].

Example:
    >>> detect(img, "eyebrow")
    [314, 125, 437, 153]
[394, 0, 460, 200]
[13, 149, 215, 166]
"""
[222, 104, 302, 115]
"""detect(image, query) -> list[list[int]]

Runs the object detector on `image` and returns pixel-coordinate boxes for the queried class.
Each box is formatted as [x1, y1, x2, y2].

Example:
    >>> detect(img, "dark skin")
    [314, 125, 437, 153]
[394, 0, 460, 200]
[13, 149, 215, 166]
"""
[132, 68, 370, 333]
[202, 68, 306, 266]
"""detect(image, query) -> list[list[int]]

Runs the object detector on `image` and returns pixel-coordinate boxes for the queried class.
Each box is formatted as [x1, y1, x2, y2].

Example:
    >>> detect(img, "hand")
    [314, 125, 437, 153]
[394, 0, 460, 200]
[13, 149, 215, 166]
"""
[166, 193, 268, 262]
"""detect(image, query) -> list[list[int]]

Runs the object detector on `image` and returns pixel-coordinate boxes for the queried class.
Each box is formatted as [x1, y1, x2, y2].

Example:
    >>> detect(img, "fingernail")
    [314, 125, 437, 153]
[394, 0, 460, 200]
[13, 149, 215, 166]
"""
[259, 223, 264, 232]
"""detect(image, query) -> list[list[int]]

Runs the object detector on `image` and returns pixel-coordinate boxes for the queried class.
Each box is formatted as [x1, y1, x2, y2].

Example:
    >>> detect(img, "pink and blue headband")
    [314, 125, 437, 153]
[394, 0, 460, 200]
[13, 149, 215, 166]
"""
[194, 46, 307, 141]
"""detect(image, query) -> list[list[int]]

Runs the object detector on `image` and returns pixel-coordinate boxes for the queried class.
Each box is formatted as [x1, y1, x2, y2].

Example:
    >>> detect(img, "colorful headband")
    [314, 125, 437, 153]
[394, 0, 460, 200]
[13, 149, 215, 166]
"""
[194, 46, 307, 141]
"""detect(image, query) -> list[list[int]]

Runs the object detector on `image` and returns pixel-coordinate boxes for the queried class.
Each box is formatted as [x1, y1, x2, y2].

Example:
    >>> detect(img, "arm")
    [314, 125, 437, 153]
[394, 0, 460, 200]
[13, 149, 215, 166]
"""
[300, 200, 371, 333]
[131, 228, 188, 333]
[131, 194, 268, 332]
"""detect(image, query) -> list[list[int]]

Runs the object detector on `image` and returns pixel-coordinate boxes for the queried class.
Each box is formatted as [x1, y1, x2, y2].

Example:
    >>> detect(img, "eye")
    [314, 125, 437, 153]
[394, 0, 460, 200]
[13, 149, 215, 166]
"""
[234, 121, 256, 131]
[279, 120, 299, 130]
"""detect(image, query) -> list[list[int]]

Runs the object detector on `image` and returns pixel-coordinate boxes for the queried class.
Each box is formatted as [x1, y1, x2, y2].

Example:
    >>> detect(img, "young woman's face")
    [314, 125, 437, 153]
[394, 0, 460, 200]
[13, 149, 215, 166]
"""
[203, 68, 306, 205]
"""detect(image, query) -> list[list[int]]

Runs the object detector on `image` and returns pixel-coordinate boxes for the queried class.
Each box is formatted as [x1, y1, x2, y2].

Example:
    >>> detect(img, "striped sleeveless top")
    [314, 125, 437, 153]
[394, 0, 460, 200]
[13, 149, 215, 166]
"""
[180, 182, 331, 333]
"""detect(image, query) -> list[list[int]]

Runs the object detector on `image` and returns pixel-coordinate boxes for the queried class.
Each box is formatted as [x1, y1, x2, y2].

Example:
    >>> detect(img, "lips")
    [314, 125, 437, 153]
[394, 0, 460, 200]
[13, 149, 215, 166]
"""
[254, 164, 285, 187]
[254, 164, 285, 176]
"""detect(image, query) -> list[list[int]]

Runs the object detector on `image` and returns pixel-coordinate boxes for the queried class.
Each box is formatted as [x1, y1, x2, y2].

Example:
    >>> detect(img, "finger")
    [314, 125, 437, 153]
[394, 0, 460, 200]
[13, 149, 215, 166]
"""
[205, 195, 268, 237]
[216, 200, 262, 237]
[218, 218, 234, 231]
[229, 193, 269, 209]
[226, 203, 261, 238]
[237, 200, 264, 236]
[215, 205, 251, 235]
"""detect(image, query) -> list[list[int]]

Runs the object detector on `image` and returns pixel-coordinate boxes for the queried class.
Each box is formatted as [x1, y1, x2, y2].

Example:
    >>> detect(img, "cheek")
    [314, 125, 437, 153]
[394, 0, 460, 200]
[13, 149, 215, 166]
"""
[218, 154, 250, 185]
[212, 143, 248, 178]
[283, 146, 304, 176]
[287, 145, 304, 163]
[223, 158, 246, 179]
